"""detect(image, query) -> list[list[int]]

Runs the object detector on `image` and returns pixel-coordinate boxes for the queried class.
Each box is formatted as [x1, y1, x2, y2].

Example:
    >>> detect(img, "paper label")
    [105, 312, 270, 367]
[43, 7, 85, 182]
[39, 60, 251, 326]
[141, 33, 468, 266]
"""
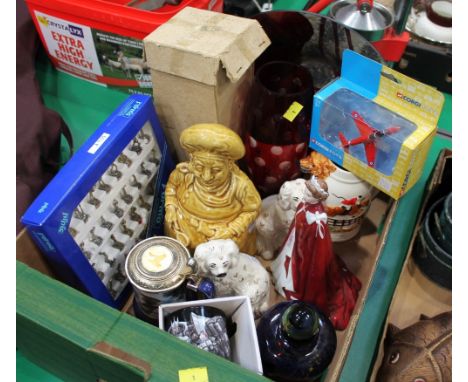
[283, 102, 304, 122]
[88, 133, 110, 154]
[179, 367, 209, 382]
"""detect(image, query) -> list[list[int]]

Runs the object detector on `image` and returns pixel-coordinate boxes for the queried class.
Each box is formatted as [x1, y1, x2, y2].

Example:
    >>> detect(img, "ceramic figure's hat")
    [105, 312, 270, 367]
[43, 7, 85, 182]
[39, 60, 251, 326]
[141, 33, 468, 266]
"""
[180, 124, 245, 160]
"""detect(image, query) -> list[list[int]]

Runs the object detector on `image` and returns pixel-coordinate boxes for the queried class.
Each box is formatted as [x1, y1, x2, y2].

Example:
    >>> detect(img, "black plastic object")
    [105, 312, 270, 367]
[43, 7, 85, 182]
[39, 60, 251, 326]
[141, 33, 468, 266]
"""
[414, 195, 452, 290]
[412, 151, 452, 290]
[396, 40, 451, 94]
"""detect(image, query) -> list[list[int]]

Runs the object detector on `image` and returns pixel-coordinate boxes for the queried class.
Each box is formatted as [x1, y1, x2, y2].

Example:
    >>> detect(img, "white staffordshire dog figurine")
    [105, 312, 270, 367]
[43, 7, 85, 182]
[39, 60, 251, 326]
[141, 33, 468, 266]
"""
[194, 239, 270, 316]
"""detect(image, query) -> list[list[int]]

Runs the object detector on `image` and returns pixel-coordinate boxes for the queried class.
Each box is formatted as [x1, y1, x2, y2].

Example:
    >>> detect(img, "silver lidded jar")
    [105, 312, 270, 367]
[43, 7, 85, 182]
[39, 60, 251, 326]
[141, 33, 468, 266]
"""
[125, 236, 201, 324]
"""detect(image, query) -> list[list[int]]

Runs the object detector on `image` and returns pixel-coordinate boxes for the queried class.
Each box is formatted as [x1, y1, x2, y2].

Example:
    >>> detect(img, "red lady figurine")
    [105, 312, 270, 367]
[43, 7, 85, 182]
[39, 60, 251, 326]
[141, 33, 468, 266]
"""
[271, 176, 361, 330]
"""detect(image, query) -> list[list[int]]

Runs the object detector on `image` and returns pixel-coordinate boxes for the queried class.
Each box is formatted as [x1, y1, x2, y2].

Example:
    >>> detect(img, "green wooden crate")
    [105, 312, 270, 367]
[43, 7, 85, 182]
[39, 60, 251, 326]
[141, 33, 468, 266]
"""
[17, 261, 269, 382]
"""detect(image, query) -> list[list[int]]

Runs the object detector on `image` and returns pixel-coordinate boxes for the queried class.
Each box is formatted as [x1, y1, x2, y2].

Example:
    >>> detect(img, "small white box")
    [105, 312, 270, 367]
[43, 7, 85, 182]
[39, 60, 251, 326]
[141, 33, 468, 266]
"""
[159, 296, 263, 375]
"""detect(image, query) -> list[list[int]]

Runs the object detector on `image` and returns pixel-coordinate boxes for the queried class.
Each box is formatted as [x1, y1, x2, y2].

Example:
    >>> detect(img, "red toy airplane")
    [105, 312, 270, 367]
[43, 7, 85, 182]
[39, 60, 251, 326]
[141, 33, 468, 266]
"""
[338, 111, 400, 168]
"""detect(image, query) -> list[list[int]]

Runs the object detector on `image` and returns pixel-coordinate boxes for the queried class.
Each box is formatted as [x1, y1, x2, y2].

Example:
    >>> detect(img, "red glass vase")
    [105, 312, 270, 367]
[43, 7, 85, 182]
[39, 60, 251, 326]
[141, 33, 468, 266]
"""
[242, 61, 314, 196]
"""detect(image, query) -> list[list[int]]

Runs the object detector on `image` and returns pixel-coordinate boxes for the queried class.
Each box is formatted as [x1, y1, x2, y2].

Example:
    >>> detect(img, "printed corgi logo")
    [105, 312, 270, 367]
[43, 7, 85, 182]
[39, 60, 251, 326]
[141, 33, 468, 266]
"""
[396, 92, 421, 108]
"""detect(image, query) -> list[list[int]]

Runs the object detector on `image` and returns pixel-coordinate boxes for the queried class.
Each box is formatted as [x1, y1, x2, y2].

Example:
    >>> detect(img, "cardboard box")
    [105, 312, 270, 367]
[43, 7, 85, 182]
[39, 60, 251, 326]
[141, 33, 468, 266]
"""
[310, 50, 445, 199]
[17, 191, 396, 382]
[159, 296, 263, 375]
[21, 95, 175, 308]
[369, 148, 452, 381]
[144, 7, 271, 161]
[24, 0, 223, 95]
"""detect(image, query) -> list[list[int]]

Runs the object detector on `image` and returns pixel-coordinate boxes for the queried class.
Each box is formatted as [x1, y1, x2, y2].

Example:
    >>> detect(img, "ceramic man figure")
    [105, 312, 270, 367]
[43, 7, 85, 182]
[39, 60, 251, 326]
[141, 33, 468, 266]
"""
[165, 124, 261, 255]
[271, 176, 361, 330]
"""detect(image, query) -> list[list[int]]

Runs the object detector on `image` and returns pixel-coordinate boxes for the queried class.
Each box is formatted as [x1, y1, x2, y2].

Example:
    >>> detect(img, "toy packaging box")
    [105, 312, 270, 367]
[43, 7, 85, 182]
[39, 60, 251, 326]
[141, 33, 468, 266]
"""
[21, 94, 175, 308]
[309, 50, 445, 199]
[24, 0, 223, 95]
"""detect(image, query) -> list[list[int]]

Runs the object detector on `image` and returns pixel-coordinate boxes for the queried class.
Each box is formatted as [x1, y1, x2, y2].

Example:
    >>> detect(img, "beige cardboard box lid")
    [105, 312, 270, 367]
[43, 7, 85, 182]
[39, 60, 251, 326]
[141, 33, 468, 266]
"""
[144, 7, 271, 85]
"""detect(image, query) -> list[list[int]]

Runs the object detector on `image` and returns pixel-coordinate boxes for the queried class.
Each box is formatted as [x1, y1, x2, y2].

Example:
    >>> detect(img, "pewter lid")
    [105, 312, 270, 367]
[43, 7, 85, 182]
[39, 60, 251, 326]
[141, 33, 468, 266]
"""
[125, 236, 192, 293]
[333, 1, 392, 31]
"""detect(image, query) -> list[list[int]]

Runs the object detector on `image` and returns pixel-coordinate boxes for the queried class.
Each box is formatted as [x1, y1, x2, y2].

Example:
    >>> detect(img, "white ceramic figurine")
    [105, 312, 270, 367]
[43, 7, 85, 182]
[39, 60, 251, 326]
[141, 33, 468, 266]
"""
[194, 239, 270, 316]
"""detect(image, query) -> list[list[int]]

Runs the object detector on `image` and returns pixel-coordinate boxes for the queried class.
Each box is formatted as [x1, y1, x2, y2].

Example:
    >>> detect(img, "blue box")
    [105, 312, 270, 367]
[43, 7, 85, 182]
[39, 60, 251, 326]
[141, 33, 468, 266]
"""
[21, 95, 175, 308]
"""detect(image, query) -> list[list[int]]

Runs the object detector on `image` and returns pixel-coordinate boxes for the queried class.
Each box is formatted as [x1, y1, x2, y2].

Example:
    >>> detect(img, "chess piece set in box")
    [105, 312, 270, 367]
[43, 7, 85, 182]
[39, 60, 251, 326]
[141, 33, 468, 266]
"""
[22, 95, 175, 307]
